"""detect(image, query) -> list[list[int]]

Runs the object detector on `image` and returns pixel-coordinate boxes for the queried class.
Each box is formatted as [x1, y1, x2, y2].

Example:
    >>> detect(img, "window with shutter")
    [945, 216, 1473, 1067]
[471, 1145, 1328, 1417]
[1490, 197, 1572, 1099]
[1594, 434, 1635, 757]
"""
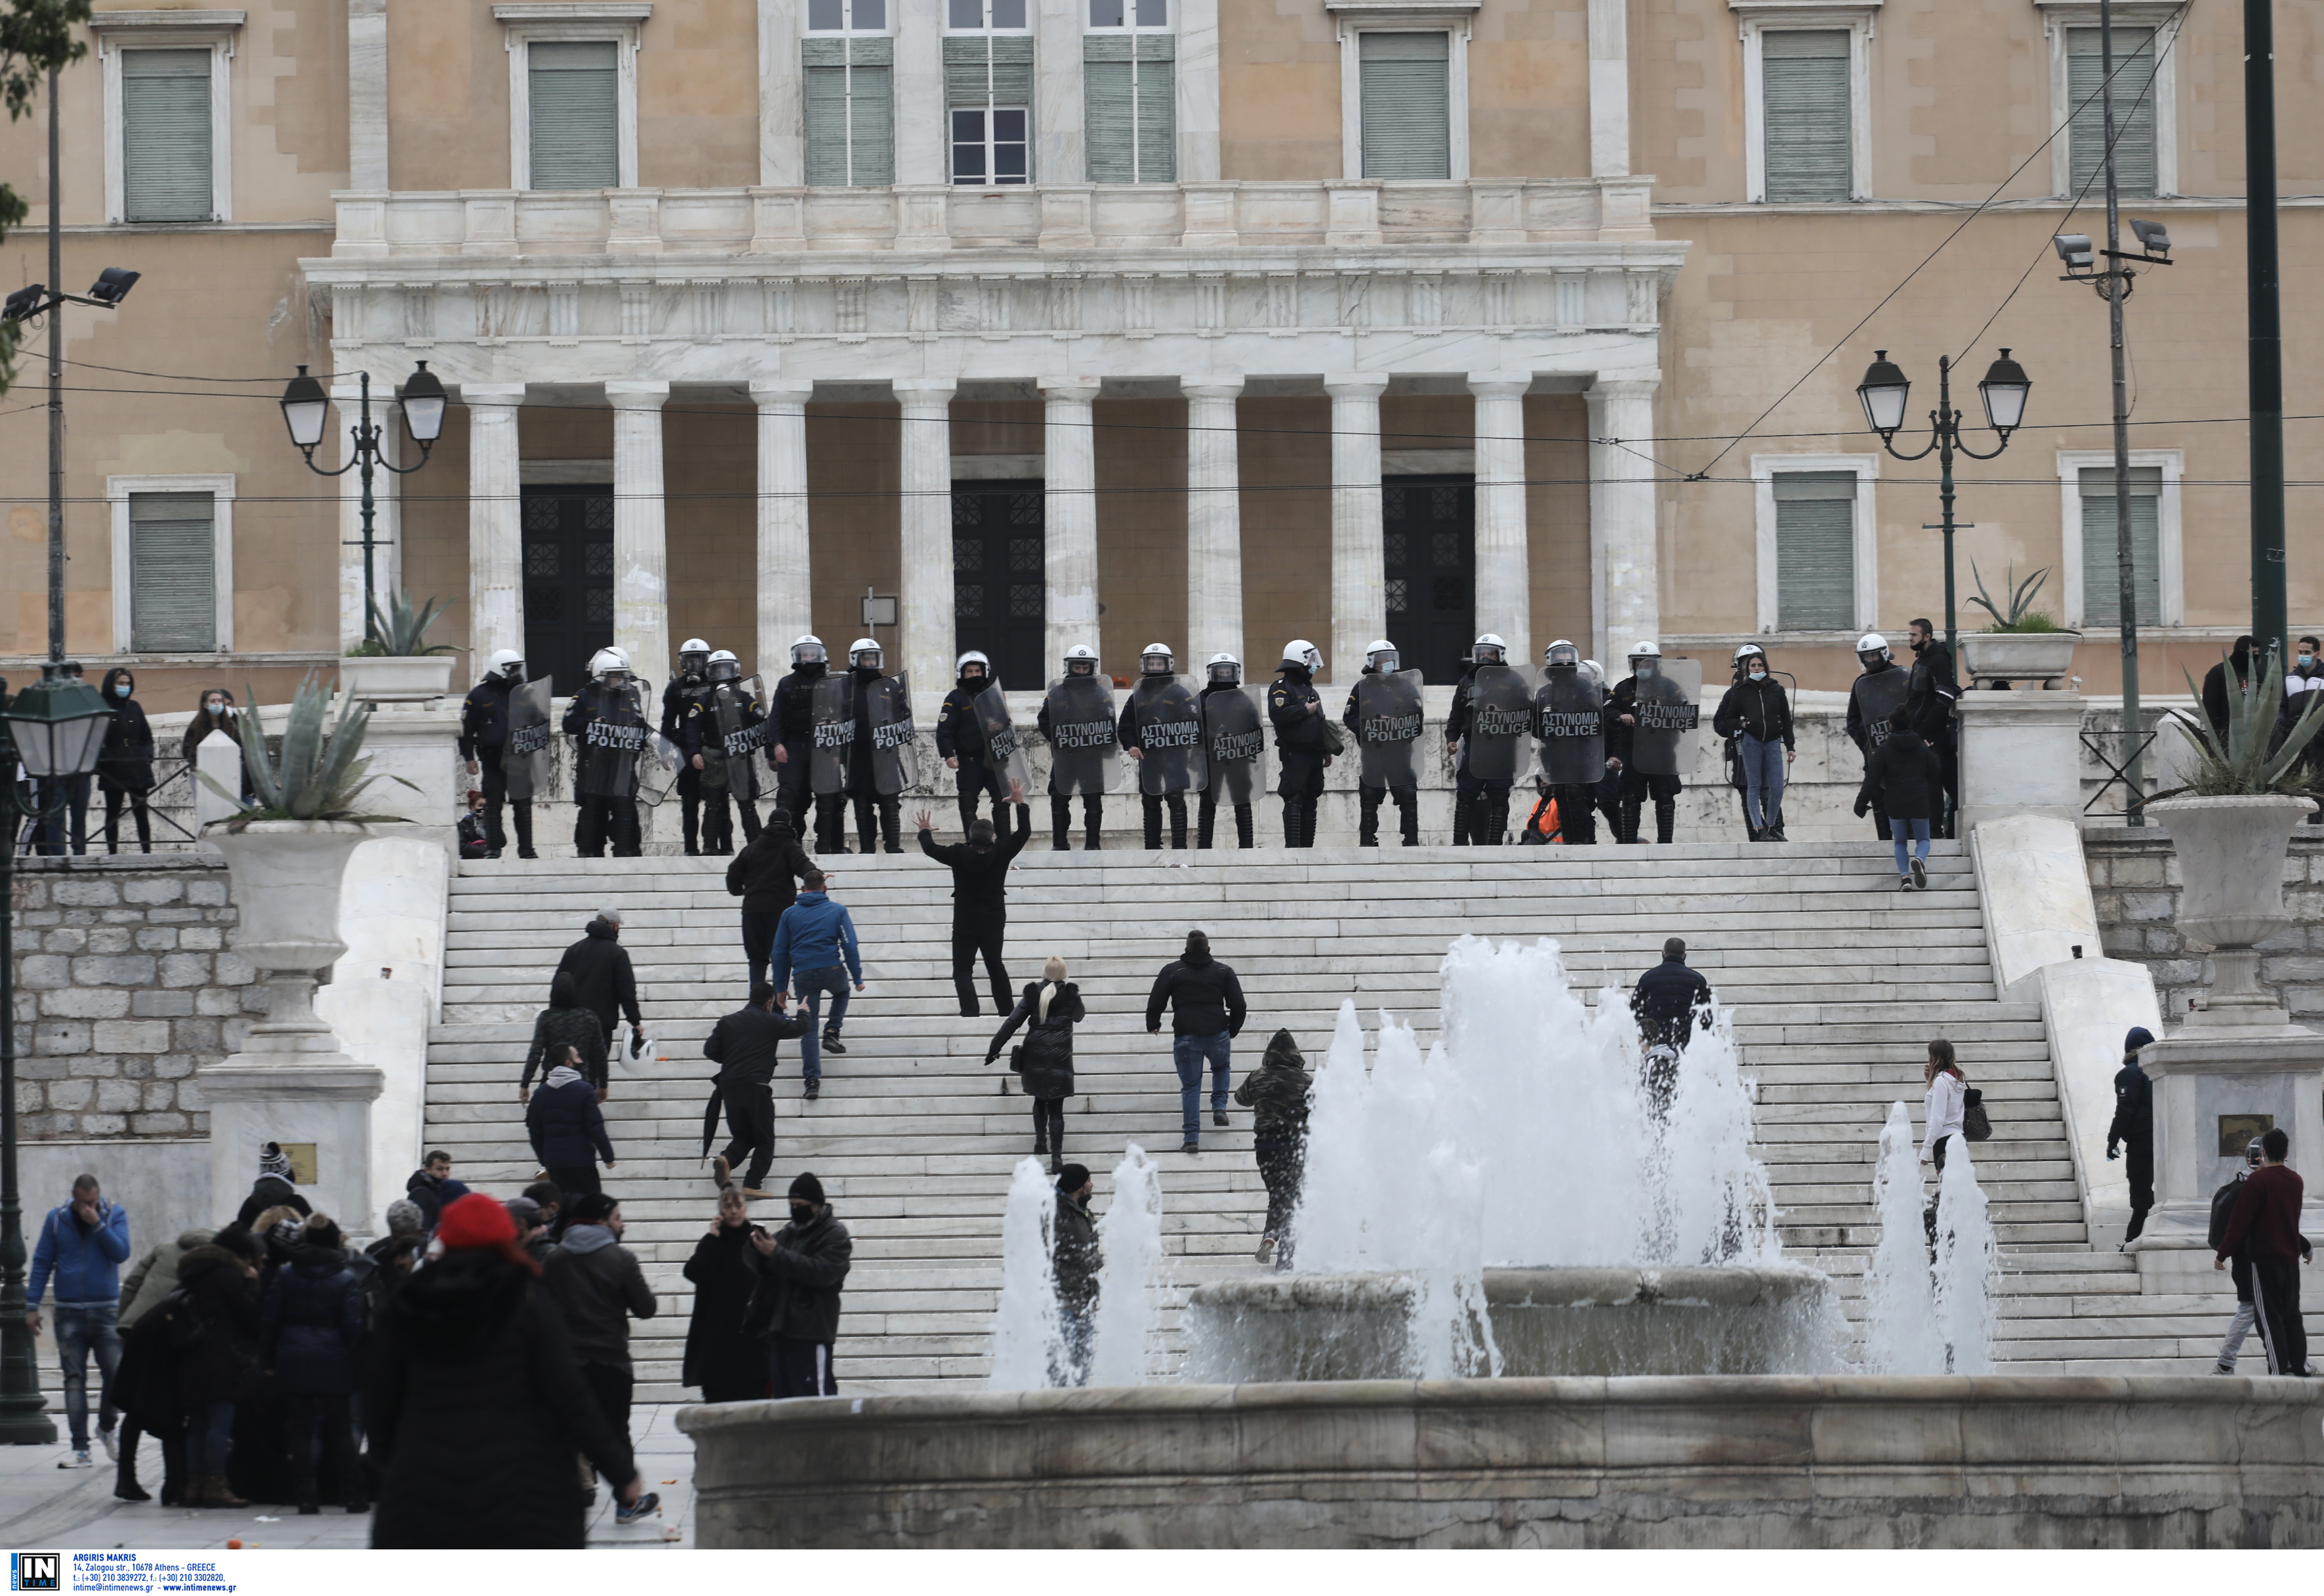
[1773, 470, 1856, 630]
[121, 49, 213, 222]
[804, 36, 895, 187]
[528, 40, 619, 191]
[128, 492, 218, 652]
[1358, 32, 1450, 180]
[1085, 34, 1175, 183]
[2079, 465, 2162, 627]
[2067, 28, 2158, 199]
[1761, 30, 1851, 202]
[945, 35, 1035, 184]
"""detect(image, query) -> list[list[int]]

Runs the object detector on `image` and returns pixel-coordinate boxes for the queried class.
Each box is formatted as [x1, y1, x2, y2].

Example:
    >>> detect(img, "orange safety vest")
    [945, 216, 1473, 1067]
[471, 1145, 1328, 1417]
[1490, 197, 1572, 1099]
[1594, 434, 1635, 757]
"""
[1530, 795, 1562, 842]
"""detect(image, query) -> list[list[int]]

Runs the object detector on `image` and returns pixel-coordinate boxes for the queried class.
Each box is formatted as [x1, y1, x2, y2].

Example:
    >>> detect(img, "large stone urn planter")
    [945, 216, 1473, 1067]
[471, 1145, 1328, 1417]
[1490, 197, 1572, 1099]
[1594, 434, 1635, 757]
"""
[1959, 631, 2079, 689]
[338, 655, 455, 703]
[198, 819, 384, 1233]
[2144, 794, 2312, 1020]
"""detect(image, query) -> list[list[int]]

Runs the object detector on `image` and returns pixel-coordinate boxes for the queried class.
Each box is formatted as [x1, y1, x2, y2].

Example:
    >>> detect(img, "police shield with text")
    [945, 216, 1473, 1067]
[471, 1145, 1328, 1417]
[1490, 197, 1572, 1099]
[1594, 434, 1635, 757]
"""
[938, 651, 1011, 839]
[1534, 640, 1604, 846]
[459, 649, 540, 859]
[683, 651, 765, 855]
[1606, 642, 1698, 844]
[1343, 639, 1423, 847]
[664, 637, 713, 854]
[563, 646, 647, 857]
[808, 665, 856, 851]
[771, 636, 842, 851]
[844, 638, 912, 853]
[1448, 634, 1530, 846]
[1845, 633, 1911, 840]
[1119, 644, 1207, 849]
[1038, 645, 1119, 851]
[1269, 640, 1331, 848]
[1198, 654, 1263, 849]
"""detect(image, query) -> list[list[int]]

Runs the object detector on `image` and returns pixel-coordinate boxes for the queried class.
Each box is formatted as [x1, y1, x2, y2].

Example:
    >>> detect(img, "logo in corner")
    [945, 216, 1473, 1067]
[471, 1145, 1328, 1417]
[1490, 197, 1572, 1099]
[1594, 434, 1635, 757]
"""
[10, 1553, 60, 1592]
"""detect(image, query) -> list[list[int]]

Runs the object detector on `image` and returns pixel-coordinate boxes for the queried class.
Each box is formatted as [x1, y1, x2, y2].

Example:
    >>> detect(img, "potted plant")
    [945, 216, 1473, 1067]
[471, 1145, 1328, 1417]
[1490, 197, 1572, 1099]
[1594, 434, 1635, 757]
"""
[2145, 651, 2324, 1017]
[1957, 563, 2081, 688]
[340, 590, 458, 703]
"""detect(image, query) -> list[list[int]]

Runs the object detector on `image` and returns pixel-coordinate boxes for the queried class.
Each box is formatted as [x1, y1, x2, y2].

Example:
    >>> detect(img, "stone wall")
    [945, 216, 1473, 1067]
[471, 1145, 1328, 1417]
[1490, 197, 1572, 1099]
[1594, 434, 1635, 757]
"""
[2086, 826, 2324, 1024]
[8, 857, 262, 1139]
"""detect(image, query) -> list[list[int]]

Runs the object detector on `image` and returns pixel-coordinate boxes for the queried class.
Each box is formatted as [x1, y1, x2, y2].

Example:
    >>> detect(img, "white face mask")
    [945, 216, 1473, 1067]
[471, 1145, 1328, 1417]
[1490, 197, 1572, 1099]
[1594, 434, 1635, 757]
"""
[1749, 668, 1767, 682]
[2302, 655, 2315, 669]
[1634, 664, 1650, 678]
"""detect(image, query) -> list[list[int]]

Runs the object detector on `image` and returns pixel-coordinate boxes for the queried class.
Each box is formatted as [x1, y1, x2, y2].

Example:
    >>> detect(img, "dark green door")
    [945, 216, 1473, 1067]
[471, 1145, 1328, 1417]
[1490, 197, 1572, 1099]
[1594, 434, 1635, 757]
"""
[1383, 475, 1475, 685]
[521, 483, 615, 697]
[952, 481, 1046, 692]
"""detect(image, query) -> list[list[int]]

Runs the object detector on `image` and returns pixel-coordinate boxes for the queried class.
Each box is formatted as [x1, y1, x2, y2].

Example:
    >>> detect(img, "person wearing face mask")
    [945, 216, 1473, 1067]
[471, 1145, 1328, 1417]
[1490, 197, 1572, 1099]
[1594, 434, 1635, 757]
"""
[540, 1193, 657, 1500]
[95, 669, 156, 854]
[2279, 634, 2324, 821]
[1902, 619, 1960, 838]
[182, 688, 254, 807]
[1711, 646, 1793, 842]
[771, 636, 842, 848]
[937, 651, 1011, 840]
[459, 651, 539, 859]
[744, 1172, 852, 1399]
[664, 639, 713, 855]
[1269, 641, 1334, 848]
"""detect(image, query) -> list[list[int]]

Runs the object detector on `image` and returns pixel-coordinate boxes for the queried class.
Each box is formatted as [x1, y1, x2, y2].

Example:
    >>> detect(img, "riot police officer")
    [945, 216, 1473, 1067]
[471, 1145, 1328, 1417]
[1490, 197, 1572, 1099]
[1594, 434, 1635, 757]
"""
[1118, 644, 1204, 849]
[1606, 640, 1690, 844]
[459, 649, 537, 859]
[1446, 633, 1526, 845]
[1341, 639, 1423, 847]
[1036, 644, 1115, 851]
[664, 638, 713, 855]
[683, 649, 765, 855]
[844, 638, 912, 853]
[1198, 654, 1260, 849]
[1845, 633, 1911, 841]
[938, 650, 1008, 838]
[1269, 640, 1330, 848]
[562, 647, 647, 858]
[1535, 639, 1604, 846]
[770, 635, 844, 849]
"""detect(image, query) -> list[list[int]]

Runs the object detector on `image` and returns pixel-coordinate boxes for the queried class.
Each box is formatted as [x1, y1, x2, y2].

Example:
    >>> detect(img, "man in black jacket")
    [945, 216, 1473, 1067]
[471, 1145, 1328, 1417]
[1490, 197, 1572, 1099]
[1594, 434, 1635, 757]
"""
[1147, 930, 1249, 1155]
[1052, 1164, 1099, 1385]
[937, 651, 1009, 840]
[458, 649, 535, 859]
[1269, 640, 1330, 848]
[2201, 635, 2257, 742]
[726, 810, 815, 998]
[914, 787, 1032, 1017]
[1903, 620, 1959, 838]
[703, 985, 811, 1197]
[663, 638, 712, 855]
[1631, 938, 1713, 1121]
[2106, 1025, 2156, 1245]
[555, 910, 645, 1058]
[746, 1172, 852, 1399]
[542, 1193, 656, 1462]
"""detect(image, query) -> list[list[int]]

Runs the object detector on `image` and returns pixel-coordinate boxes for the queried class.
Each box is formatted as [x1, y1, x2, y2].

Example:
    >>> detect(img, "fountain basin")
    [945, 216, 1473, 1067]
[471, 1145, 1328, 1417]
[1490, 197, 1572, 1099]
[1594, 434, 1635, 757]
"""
[1183, 1266, 1840, 1381]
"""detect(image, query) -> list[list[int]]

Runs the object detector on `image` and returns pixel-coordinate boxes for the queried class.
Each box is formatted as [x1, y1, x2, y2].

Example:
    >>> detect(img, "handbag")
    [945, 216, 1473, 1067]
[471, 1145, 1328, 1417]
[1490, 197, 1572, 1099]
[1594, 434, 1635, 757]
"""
[1961, 1086, 1992, 1142]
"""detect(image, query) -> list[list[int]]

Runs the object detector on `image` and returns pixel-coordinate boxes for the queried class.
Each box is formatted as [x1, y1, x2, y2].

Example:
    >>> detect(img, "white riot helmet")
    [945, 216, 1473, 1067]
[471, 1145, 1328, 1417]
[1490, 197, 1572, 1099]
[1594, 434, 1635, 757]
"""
[1206, 652, 1242, 687]
[790, 634, 826, 668]
[1062, 643, 1100, 679]
[706, 648, 741, 683]
[1628, 640, 1663, 679]
[1473, 632, 1508, 668]
[1581, 659, 1606, 689]
[1734, 642, 1768, 678]
[1141, 643, 1175, 676]
[1544, 639, 1580, 671]
[678, 638, 712, 676]
[1856, 632, 1892, 670]
[485, 649, 525, 682]
[588, 646, 632, 685]
[1280, 639, 1323, 675]
[1364, 638, 1399, 673]
[848, 638, 883, 671]
[956, 649, 992, 683]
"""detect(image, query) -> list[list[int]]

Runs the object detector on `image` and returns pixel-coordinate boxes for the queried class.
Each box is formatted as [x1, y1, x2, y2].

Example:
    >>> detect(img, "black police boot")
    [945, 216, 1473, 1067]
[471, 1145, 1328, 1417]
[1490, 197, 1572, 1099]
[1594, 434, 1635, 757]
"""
[880, 798, 904, 853]
[1168, 797, 1189, 849]
[1619, 800, 1644, 844]
[1654, 796, 1677, 845]
[1143, 794, 1164, 849]
[1398, 790, 1420, 846]
[1358, 787, 1381, 846]
[1451, 794, 1473, 846]
[1197, 797, 1216, 849]
[1234, 803, 1254, 849]
[1050, 795, 1072, 851]
[958, 796, 980, 839]
[1282, 798, 1303, 848]
[1302, 800, 1322, 849]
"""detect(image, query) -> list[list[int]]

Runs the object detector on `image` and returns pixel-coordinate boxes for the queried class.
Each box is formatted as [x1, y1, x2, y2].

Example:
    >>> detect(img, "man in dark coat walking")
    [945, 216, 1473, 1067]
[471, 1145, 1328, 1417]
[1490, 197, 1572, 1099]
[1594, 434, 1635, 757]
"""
[554, 909, 645, 1059]
[726, 809, 815, 998]
[915, 787, 1032, 1017]
[542, 1193, 657, 1465]
[1234, 1029, 1313, 1269]
[1146, 930, 1248, 1155]
[1854, 707, 1940, 890]
[2213, 1126, 2312, 1377]
[526, 1057, 616, 1200]
[744, 1173, 852, 1399]
[1052, 1164, 1099, 1386]
[2106, 1025, 2156, 1245]
[1631, 937, 1713, 1122]
[701, 985, 809, 1197]
[257, 1216, 367, 1515]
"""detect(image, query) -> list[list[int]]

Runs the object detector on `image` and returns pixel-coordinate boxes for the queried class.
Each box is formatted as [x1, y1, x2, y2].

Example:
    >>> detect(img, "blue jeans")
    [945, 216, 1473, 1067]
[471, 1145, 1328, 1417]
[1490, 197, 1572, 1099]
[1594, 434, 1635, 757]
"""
[794, 965, 852, 1082]
[1737, 734, 1786, 831]
[186, 1401, 234, 1474]
[52, 1303, 121, 1451]
[1892, 817, 1932, 875]
[1173, 1032, 1233, 1142]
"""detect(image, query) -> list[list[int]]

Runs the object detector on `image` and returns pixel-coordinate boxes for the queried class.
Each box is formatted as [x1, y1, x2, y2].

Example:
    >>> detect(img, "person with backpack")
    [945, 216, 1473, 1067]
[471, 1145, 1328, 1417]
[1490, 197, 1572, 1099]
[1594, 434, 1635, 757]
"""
[1234, 1029, 1313, 1269]
[2213, 1126, 2313, 1377]
[2211, 1137, 2268, 1374]
[2106, 1025, 2156, 1246]
[1920, 1038, 1968, 1173]
[985, 957, 1085, 1175]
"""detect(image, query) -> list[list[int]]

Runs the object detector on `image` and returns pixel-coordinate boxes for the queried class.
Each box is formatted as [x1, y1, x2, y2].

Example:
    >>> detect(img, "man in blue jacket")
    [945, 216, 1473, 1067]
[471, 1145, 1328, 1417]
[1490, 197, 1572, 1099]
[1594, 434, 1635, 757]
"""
[770, 869, 864, 1102]
[26, 1174, 131, 1468]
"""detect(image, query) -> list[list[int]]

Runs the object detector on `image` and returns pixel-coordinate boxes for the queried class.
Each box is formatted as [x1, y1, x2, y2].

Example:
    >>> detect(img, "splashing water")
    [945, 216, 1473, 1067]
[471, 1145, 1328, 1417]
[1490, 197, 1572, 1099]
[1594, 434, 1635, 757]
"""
[1088, 1145, 1168, 1386]
[987, 1158, 1061, 1391]
[1860, 1101, 1945, 1374]
[1932, 1139, 2000, 1374]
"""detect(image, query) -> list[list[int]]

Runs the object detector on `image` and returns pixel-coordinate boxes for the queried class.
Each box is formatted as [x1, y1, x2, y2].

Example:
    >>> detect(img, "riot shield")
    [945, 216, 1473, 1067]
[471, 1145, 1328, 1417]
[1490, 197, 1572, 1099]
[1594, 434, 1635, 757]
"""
[575, 682, 648, 800]
[1628, 657, 1703, 778]
[1848, 665, 1911, 753]
[1354, 668, 1425, 789]
[862, 672, 914, 797]
[502, 678, 555, 802]
[1461, 664, 1533, 782]
[712, 675, 767, 803]
[636, 726, 685, 808]
[1203, 685, 1265, 806]
[1130, 676, 1207, 796]
[1534, 670, 1605, 786]
[1044, 674, 1120, 797]
[972, 681, 1031, 798]
[810, 673, 854, 796]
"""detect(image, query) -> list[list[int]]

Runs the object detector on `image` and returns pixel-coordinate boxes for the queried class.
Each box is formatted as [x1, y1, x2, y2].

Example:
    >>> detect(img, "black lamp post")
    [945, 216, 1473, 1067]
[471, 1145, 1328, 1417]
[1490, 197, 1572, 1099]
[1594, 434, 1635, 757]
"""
[1856, 348, 2033, 661]
[279, 363, 446, 640]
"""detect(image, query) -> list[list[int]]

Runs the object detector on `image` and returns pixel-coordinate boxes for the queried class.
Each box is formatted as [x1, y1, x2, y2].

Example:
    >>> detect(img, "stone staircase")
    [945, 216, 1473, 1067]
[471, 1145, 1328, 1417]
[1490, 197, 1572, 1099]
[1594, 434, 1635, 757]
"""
[424, 840, 2302, 1399]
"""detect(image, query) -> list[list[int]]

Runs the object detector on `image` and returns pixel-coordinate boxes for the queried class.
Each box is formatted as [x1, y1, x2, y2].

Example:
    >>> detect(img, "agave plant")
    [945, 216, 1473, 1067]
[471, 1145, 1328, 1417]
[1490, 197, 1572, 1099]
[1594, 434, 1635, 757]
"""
[1965, 562, 2062, 633]
[2164, 649, 2324, 798]
[195, 673, 413, 829]
[346, 590, 453, 658]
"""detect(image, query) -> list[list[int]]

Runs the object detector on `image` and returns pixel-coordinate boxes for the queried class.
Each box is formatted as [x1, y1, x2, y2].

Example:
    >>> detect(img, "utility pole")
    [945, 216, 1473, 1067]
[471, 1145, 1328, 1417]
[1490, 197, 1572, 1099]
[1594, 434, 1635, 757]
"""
[2243, 0, 2285, 663]
[2098, 0, 2144, 823]
[46, 66, 63, 666]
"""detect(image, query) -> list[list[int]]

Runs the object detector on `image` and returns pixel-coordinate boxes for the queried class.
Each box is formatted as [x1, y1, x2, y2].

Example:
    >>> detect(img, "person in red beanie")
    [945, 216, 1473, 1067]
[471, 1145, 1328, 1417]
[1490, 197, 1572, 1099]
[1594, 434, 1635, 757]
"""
[363, 1193, 657, 1545]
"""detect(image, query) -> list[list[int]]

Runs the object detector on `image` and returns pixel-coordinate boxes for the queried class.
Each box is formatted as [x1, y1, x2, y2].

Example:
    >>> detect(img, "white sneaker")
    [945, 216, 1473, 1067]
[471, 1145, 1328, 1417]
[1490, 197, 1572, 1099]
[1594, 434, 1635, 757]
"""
[58, 1450, 91, 1470]
[99, 1429, 118, 1462]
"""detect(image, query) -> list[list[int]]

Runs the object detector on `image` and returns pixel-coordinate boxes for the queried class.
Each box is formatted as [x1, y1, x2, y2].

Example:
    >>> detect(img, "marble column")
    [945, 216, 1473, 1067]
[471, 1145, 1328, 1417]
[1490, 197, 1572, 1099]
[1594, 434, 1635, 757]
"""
[464, 383, 528, 673]
[752, 379, 815, 678]
[1469, 373, 1532, 670]
[605, 380, 672, 687]
[347, 0, 389, 191]
[893, 0, 945, 186]
[335, 371, 400, 653]
[1324, 373, 1389, 685]
[1587, 0, 1631, 178]
[893, 377, 958, 695]
[1033, 0, 1084, 183]
[1183, 377, 1244, 672]
[1587, 372, 1661, 662]
[1176, 0, 1223, 181]
[1041, 377, 1103, 676]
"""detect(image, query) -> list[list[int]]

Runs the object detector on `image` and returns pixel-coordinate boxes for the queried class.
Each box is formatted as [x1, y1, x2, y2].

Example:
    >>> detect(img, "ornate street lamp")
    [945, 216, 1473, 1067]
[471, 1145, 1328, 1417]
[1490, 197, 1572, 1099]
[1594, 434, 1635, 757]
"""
[279, 362, 446, 641]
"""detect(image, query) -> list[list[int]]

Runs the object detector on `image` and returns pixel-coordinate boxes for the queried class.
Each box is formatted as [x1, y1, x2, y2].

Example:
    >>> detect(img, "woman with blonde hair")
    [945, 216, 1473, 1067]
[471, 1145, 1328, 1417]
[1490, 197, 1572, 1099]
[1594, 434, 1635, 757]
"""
[987, 956, 1086, 1175]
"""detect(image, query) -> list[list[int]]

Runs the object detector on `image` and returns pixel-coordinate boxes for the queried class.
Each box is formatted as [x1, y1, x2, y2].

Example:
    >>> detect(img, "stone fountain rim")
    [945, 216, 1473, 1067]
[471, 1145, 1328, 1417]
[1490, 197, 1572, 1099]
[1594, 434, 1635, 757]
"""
[1186, 1263, 1832, 1313]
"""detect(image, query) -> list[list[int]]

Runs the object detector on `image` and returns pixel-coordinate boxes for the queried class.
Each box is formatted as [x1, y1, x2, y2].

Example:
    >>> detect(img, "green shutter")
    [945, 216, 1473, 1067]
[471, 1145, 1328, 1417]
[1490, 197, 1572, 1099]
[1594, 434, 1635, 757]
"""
[1135, 37, 1175, 183]
[529, 40, 620, 190]
[1761, 30, 1851, 202]
[945, 34, 1034, 106]
[2068, 28, 2157, 199]
[804, 37, 892, 187]
[1774, 470, 1856, 630]
[121, 49, 213, 222]
[128, 492, 217, 652]
[2079, 465, 2162, 627]
[1359, 31, 1450, 180]
[1086, 33, 1173, 183]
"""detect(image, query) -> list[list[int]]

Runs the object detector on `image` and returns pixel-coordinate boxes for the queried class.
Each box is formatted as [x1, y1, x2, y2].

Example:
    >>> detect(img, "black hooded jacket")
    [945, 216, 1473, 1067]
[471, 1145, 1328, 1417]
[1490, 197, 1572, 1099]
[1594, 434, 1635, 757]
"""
[1234, 1029, 1314, 1136]
[554, 920, 641, 1033]
[96, 668, 155, 794]
[703, 1001, 810, 1089]
[523, 971, 609, 1093]
[1856, 733, 1939, 822]
[1146, 943, 1248, 1038]
[1712, 676, 1793, 749]
[741, 1205, 852, 1345]
[1631, 953, 1713, 1053]
[918, 804, 1032, 918]
[725, 813, 815, 914]
[2202, 643, 2256, 739]
[1905, 640, 1959, 738]
[2107, 1059, 2153, 1153]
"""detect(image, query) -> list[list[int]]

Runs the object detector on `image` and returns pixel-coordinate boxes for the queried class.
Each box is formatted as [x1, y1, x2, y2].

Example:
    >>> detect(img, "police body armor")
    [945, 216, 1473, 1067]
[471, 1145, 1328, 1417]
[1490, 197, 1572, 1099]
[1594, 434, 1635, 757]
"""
[857, 671, 914, 798]
[1203, 687, 1266, 806]
[575, 682, 649, 801]
[972, 681, 1030, 796]
[502, 678, 556, 802]
[1628, 657, 1703, 778]
[1129, 676, 1208, 796]
[1461, 664, 1534, 783]
[1849, 665, 1911, 753]
[1534, 668, 1606, 786]
[1044, 674, 1120, 797]
[710, 675, 768, 802]
[809, 673, 855, 796]
[1355, 668, 1426, 790]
